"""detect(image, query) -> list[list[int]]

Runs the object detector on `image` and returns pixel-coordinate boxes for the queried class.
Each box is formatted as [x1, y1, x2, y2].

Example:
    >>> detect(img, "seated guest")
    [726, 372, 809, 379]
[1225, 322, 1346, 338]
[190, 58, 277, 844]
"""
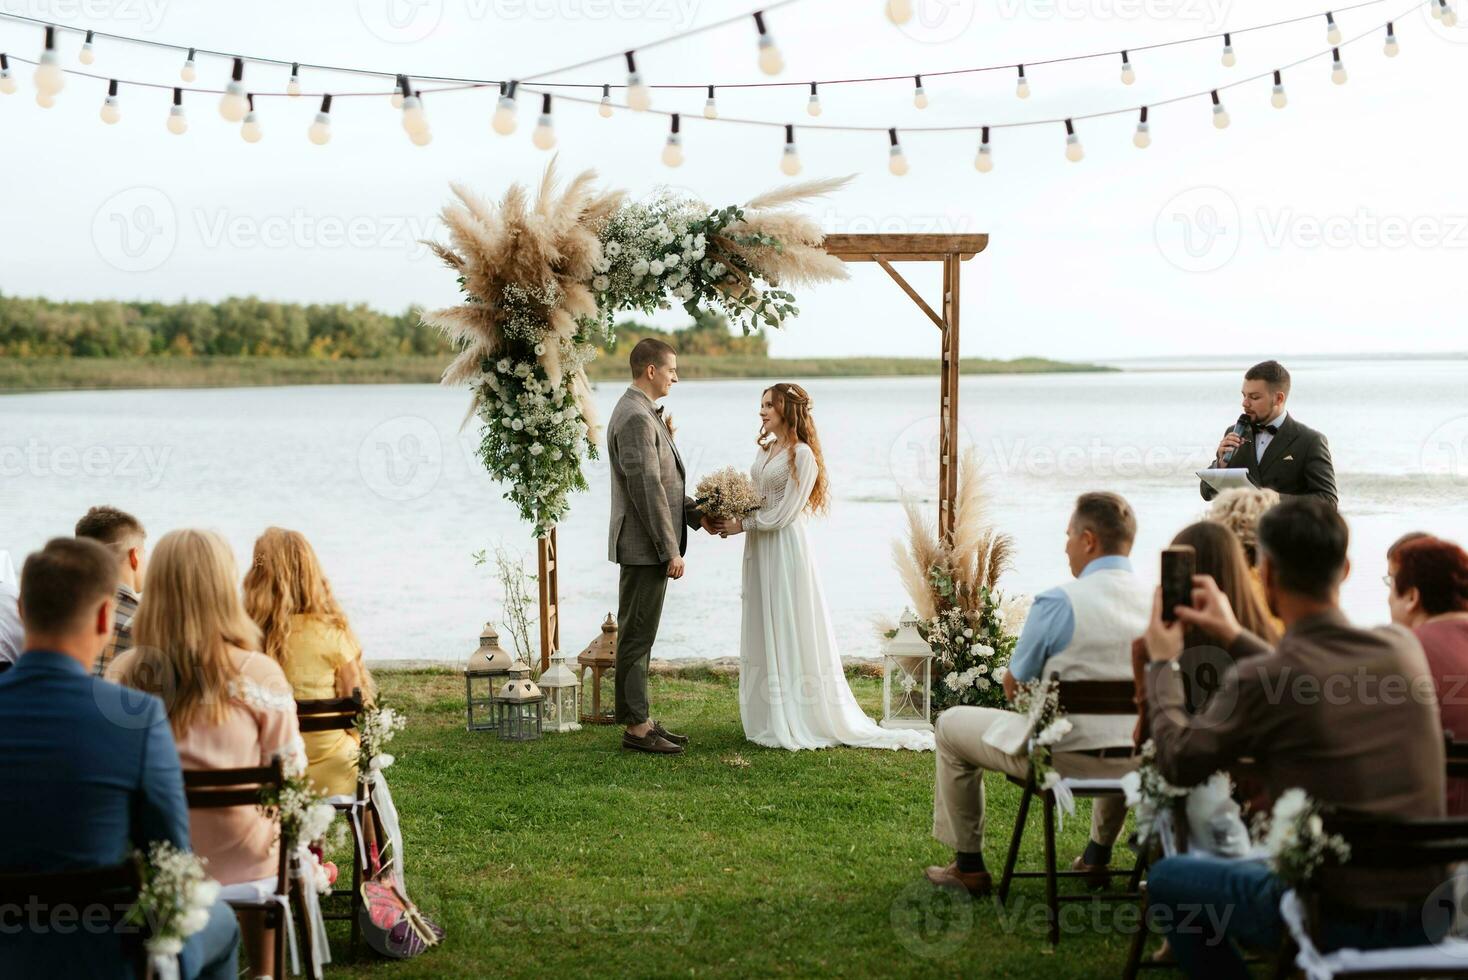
[244, 527, 375, 798]
[0, 576, 20, 669]
[111, 529, 301, 979]
[75, 505, 148, 677]
[925, 492, 1151, 896]
[0, 538, 238, 979]
[1205, 486, 1283, 635]
[1387, 533, 1468, 814]
[1143, 498, 1444, 977]
[1131, 521, 1279, 745]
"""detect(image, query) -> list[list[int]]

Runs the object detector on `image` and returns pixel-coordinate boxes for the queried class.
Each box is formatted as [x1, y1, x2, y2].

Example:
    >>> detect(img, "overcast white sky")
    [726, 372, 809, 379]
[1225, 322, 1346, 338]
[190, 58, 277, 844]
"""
[0, 0, 1464, 360]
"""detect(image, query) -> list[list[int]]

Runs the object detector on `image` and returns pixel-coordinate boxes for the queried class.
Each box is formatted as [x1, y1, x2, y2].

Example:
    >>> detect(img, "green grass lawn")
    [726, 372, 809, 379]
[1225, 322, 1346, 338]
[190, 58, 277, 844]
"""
[324, 670, 1145, 979]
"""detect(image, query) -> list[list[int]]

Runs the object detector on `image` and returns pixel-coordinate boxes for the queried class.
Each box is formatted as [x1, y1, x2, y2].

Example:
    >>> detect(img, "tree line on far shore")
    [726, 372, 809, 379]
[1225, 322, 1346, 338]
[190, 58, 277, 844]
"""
[0, 294, 767, 360]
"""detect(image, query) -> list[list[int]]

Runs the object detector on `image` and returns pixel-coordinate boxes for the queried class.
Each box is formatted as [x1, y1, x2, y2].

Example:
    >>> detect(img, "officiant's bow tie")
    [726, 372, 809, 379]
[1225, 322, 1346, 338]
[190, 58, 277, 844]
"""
[1252, 422, 1279, 435]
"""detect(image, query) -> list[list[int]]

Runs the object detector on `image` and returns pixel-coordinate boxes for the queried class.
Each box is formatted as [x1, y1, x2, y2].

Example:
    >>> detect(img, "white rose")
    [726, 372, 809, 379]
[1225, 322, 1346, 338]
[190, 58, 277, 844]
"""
[665, 253, 680, 267]
[648, 260, 665, 277]
[606, 241, 622, 257]
[496, 358, 511, 372]
[694, 233, 706, 248]
[533, 344, 546, 356]
[976, 644, 995, 659]
[682, 234, 694, 249]
[963, 628, 974, 639]
[631, 258, 649, 277]
[943, 671, 960, 691]
[514, 362, 531, 378]
[977, 677, 991, 690]
[511, 419, 524, 431]
[530, 443, 544, 456]
[592, 275, 610, 291]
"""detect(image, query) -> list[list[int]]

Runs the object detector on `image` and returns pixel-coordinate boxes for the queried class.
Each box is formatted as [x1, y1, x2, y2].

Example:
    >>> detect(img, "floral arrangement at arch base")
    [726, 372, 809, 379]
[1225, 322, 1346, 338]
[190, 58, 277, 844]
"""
[423, 160, 850, 536]
[889, 450, 1031, 714]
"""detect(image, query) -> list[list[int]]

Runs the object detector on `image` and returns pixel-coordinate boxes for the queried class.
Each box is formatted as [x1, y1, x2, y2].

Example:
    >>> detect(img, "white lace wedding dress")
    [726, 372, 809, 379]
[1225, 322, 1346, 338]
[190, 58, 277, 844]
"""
[738, 441, 934, 752]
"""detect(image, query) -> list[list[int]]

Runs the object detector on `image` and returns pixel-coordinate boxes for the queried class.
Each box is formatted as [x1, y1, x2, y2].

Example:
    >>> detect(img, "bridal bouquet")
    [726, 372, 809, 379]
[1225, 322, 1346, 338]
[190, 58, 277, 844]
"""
[126, 841, 220, 960]
[695, 467, 761, 522]
[1252, 788, 1350, 887]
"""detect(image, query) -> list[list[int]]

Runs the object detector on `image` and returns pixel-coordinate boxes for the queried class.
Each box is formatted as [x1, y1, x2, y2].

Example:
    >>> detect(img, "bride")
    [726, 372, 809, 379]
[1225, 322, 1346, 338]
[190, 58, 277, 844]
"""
[716, 383, 934, 752]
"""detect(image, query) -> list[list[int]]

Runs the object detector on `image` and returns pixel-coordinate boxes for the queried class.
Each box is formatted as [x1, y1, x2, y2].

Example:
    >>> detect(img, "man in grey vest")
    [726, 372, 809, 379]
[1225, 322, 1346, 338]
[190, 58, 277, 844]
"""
[606, 338, 710, 755]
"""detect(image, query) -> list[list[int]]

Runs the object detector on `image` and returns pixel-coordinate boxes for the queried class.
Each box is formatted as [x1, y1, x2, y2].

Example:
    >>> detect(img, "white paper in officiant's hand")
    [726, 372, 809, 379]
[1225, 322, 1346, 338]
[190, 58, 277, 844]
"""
[1196, 468, 1256, 493]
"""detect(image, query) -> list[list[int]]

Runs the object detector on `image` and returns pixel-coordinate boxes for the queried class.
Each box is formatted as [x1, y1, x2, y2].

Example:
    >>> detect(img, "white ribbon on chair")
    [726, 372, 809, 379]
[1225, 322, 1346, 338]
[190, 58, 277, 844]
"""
[369, 774, 404, 888]
[149, 951, 181, 980]
[287, 847, 331, 978]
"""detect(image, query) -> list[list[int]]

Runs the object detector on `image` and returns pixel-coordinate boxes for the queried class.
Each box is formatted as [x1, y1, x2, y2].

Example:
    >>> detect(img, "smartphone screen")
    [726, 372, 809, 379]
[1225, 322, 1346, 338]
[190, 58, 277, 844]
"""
[1161, 545, 1196, 623]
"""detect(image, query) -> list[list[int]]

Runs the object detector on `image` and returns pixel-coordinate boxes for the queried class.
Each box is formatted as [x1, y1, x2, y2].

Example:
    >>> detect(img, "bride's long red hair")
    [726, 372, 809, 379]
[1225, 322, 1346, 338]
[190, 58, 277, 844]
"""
[756, 382, 830, 515]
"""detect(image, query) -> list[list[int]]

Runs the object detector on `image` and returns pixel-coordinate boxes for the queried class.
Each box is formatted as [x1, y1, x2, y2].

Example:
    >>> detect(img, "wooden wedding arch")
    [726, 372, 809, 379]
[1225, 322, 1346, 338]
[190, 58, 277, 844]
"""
[534, 232, 990, 670]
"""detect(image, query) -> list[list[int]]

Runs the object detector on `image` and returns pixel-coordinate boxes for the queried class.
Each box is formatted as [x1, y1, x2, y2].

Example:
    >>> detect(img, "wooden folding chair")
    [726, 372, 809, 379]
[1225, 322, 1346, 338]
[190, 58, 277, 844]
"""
[183, 756, 304, 979]
[295, 687, 369, 955]
[0, 862, 151, 975]
[996, 679, 1144, 946]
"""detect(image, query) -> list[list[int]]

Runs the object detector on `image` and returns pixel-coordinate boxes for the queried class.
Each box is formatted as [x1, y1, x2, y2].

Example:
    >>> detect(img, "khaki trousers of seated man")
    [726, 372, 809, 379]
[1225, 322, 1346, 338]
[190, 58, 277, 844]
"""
[931, 705, 1132, 854]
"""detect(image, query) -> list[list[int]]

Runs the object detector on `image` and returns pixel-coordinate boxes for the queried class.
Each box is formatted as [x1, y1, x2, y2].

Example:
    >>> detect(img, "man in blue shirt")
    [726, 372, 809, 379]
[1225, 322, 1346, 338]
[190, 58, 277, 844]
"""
[927, 492, 1151, 897]
[0, 537, 239, 979]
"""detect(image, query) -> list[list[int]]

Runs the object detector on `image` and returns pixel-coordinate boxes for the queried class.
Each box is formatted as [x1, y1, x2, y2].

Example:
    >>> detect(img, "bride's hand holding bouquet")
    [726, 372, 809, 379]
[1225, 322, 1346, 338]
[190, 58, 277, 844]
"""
[695, 467, 759, 538]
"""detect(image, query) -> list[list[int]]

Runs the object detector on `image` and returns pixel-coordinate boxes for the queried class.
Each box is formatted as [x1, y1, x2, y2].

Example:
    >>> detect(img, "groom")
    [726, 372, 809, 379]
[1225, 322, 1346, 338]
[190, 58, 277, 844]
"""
[606, 338, 711, 755]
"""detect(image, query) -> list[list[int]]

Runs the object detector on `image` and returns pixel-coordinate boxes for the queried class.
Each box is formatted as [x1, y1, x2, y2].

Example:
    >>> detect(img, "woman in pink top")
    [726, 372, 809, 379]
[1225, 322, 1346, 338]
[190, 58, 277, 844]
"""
[111, 529, 303, 980]
[1387, 533, 1468, 815]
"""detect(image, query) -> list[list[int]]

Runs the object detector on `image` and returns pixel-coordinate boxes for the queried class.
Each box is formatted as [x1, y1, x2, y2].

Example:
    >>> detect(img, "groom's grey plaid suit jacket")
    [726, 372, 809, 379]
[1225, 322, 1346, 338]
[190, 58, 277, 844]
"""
[606, 386, 702, 566]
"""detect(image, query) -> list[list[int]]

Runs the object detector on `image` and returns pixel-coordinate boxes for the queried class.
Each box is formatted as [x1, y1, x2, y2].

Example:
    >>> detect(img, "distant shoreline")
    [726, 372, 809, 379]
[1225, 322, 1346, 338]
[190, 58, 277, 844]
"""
[0, 354, 1114, 393]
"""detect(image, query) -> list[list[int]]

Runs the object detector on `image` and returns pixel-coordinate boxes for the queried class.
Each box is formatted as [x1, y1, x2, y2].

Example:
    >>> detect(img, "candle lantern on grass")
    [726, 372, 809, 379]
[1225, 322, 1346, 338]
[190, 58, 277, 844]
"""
[881, 608, 934, 731]
[493, 660, 544, 741]
[465, 622, 513, 732]
[577, 613, 618, 725]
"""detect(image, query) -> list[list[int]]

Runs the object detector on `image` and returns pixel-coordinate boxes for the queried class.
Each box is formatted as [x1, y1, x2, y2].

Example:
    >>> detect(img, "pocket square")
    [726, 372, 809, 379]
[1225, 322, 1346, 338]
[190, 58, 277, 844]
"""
[1283, 455, 1294, 461]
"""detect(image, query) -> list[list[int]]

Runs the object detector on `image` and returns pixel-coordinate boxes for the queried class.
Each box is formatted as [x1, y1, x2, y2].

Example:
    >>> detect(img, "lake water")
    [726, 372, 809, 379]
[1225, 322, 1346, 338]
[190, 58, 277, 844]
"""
[4, 358, 1467, 664]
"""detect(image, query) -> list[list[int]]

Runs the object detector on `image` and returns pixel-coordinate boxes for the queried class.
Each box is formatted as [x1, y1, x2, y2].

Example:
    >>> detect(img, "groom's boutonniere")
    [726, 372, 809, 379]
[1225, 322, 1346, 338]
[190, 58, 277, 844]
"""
[657, 406, 677, 438]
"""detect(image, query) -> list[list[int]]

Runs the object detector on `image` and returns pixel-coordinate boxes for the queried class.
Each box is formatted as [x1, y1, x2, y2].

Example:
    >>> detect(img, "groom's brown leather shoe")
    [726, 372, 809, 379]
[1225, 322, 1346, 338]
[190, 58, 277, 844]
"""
[924, 863, 992, 899]
[622, 729, 684, 755]
[651, 721, 689, 747]
[1071, 855, 1112, 891]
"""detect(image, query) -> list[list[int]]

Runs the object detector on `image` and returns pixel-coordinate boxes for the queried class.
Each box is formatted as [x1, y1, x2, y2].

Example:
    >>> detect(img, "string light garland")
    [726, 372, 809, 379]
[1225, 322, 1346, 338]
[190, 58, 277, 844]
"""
[781, 123, 801, 175]
[1211, 89, 1231, 129]
[1133, 106, 1151, 148]
[493, 79, 519, 135]
[1063, 118, 1084, 162]
[662, 112, 684, 167]
[99, 78, 119, 124]
[166, 86, 186, 134]
[241, 93, 263, 142]
[79, 29, 94, 65]
[1120, 51, 1135, 85]
[975, 126, 993, 172]
[624, 51, 650, 111]
[533, 93, 556, 149]
[287, 62, 301, 96]
[219, 56, 246, 121]
[887, 127, 908, 176]
[1221, 33, 1237, 67]
[753, 11, 783, 75]
[1015, 64, 1030, 99]
[704, 84, 718, 119]
[308, 93, 331, 145]
[807, 81, 821, 116]
[180, 47, 195, 82]
[1331, 47, 1349, 82]
[598, 83, 612, 118]
[34, 25, 63, 105]
[912, 73, 927, 109]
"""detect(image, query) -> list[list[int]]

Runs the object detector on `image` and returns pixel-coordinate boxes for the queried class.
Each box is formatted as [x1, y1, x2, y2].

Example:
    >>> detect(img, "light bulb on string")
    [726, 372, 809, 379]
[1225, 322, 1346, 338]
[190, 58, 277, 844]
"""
[1064, 118, 1084, 162]
[220, 57, 247, 121]
[1384, 22, 1400, 56]
[400, 75, 428, 136]
[166, 86, 187, 134]
[241, 93, 263, 142]
[79, 30, 95, 65]
[1221, 33, 1236, 67]
[703, 85, 717, 119]
[912, 74, 928, 109]
[806, 82, 821, 116]
[625, 51, 650, 111]
[492, 80, 518, 135]
[35, 26, 64, 101]
[1433, 0, 1443, 18]
[532, 93, 556, 149]
[1445, 2, 1459, 27]
[598, 83, 613, 118]
[1120, 51, 1135, 85]
[410, 91, 432, 145]
[887, 0, 913, 24]
[308, 93, 332, 145]
[99, 79, 120, 124]
[1331, 48, 1348, 84]
[390, 75, 405, 109]
[974, 126, 993, 173]
[1211, 89, 1230, 129]
[1271, 70, 1287, 108]
[754, 11, 783, 75]
[661, 113, 684, 167]
[0, 54, 16, 95]
[180, 47, 196, 82]
[1133, 106, 1151, 148]
[288, 63, 301, 97]
[1326, 12, 1341, 45]
[887, 127, 908, 175]
[1015, 64, 1030, 99]
[780, 123, 801, 176]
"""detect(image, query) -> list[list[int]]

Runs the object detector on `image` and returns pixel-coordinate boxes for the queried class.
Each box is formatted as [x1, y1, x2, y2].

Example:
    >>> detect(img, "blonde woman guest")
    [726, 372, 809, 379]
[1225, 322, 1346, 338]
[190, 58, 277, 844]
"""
[1205, 486, 1284, 635]
[244, 527, 375, 799]
[110, 529, 301, 980]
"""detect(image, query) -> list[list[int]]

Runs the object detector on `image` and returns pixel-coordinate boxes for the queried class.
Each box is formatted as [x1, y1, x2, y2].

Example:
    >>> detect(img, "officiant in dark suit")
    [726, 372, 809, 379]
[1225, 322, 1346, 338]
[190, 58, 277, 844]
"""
[1200, 360, 1338, 506]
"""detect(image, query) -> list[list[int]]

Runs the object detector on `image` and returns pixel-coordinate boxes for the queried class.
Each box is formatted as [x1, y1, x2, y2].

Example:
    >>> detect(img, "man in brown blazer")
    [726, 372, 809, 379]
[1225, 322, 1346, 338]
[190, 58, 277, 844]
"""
[1141, 497, 1444, 976]
[606, 338, 709, 755]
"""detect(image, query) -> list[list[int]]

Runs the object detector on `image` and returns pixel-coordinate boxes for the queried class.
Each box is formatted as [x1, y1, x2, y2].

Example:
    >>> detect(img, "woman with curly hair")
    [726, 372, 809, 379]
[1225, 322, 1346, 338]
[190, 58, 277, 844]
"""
[244, 528, 375, 798]
[717, 382, 933, 752]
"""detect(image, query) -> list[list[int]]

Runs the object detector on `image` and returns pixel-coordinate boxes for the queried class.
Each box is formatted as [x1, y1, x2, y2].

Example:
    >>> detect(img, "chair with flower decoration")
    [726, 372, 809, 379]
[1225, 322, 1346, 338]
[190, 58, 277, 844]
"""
[182, 756, 301, 978]
[294, 687, 370, 954]
[996, 679, 1145, 947]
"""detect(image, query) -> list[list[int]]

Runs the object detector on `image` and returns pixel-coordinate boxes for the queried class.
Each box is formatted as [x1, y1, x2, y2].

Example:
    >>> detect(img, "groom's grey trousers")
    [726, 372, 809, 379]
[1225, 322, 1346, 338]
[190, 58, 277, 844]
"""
[615, 564, 669, 726]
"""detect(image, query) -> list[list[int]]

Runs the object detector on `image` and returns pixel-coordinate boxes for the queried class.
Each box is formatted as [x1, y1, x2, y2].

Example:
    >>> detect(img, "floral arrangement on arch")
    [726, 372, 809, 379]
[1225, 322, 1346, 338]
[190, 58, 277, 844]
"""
[891, 450, 1029, 713]
[423, 161, 850, 536]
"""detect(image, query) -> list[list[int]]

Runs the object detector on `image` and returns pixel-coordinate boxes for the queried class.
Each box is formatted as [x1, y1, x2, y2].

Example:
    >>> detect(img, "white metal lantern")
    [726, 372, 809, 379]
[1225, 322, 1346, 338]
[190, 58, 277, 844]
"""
[493, 660, 544, 741]
[538, 649, 581, 733]
[881, 607, 934, 731]
[465, 622, 514, 732]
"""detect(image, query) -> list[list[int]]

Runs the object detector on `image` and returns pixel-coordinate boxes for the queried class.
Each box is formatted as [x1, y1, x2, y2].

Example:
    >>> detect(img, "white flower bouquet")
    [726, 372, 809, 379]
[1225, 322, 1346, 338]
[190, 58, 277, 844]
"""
[1253, 787, 1350, 887]
[1120, 740, 1192, 847]
[126, 841, 220, 959]
[694, 467, 761, 522]
[1012, 678, 1069, 791]
[358, 703, 407, 782]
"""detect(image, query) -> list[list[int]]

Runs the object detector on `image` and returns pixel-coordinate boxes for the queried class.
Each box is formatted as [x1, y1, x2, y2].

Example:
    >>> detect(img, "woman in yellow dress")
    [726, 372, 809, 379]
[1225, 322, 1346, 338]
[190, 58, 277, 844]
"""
[244, 527, 375, 798]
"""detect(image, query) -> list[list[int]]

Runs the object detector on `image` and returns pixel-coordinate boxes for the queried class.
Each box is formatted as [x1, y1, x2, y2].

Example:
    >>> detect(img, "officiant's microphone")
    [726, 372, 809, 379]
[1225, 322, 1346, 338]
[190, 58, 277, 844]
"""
[1220, 413, 1251, 465]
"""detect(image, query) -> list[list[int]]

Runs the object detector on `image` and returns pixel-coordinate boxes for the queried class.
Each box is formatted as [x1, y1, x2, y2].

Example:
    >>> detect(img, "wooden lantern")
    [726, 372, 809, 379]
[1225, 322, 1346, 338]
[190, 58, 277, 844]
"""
[577, 613, 618, 725]
[465, 622, 514, 732]
[493, 660, 544, 741]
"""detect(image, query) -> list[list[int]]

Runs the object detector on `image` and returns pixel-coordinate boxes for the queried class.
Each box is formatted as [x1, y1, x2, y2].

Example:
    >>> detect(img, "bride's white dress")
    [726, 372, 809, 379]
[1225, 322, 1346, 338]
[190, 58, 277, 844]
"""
[738, 441, 934, 752]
